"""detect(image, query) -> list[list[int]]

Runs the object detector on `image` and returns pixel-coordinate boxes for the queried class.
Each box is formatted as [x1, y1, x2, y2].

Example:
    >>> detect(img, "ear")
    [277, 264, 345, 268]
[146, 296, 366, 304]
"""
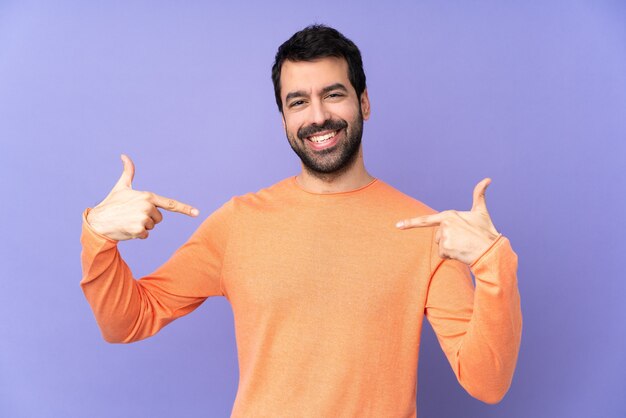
[281, 112, 286, 130]
[360, 88, 371, 120]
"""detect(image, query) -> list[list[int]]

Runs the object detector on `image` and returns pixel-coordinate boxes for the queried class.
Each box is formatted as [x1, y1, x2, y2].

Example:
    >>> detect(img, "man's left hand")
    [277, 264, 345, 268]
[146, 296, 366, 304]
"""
[395, 178, 501, 265]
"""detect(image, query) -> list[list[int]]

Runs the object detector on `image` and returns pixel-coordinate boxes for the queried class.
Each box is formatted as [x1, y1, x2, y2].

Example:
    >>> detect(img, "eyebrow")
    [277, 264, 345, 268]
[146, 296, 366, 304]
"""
[285, 83, 349, 103]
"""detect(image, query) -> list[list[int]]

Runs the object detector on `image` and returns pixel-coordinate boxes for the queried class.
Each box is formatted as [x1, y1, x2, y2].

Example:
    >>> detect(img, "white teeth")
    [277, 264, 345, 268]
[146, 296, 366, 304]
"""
[309, 131, 337, 143]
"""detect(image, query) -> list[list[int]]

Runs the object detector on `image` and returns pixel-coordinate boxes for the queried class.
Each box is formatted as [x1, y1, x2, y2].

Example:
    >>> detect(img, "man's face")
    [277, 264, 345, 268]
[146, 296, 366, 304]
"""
[279, 57, 370, 176]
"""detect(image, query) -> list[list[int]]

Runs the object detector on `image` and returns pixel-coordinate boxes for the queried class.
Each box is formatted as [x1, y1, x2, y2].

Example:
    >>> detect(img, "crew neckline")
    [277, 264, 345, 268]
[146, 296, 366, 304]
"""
[290, 175, 379, 196]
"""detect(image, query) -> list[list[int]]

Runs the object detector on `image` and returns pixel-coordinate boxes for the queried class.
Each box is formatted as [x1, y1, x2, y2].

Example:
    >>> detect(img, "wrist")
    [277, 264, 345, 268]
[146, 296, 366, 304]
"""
[470, 233, 503, 267]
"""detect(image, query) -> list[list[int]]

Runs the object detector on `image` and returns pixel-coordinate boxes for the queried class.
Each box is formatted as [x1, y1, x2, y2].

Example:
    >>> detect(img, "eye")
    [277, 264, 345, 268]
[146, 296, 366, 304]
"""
[326, 92, 344, 100]
[289, 100, 305, 108]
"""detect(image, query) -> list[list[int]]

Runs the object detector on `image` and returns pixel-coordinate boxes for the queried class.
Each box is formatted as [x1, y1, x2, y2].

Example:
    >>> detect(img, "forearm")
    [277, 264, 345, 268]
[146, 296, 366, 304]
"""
[454, 236, 523, 403]
[80, 208, 162, 343]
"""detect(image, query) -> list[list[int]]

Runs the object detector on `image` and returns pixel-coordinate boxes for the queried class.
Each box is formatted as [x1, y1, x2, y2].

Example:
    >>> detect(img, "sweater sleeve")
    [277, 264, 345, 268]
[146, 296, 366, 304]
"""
[424, 233, 522, 404]
[79, 199, 234, 344]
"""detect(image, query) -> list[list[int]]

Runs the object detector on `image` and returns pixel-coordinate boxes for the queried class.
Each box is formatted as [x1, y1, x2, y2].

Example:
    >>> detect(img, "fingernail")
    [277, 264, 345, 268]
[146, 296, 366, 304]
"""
[191, 208, 199, 216]
[396, 221, 404, 228]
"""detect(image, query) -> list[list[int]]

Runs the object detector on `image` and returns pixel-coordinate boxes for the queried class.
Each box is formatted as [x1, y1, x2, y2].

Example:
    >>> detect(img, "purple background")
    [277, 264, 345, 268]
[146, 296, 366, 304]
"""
[1, 1, 625, 417]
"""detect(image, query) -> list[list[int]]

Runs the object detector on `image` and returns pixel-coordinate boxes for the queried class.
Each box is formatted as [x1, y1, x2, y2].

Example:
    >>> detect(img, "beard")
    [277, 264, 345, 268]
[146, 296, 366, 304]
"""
[285, 109, 364, 177]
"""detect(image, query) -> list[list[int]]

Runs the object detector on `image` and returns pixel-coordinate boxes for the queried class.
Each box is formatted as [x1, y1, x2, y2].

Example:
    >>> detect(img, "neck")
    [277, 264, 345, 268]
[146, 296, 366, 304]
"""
[295, 146, 375, 193]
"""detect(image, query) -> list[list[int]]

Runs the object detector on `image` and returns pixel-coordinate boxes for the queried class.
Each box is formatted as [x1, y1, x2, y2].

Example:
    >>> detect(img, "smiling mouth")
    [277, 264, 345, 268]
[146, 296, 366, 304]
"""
[307, 130, 339, 143]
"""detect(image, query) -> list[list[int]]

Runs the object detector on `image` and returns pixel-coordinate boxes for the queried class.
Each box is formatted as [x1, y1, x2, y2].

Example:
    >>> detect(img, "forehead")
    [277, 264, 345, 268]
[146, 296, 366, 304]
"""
[280, 57, 352, 98]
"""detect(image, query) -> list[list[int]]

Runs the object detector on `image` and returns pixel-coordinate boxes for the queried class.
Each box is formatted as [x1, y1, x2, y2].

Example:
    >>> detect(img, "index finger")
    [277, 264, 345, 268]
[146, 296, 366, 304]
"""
[149, 193, 199, 217]
[396, 213, 445, 229]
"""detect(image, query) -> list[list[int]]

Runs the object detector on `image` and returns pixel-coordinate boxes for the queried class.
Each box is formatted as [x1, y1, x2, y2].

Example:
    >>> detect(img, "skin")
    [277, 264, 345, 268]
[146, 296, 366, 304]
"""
[396, 178, 501, 265]
[86, 154, 199, 241]
[279, 57, 373, 193]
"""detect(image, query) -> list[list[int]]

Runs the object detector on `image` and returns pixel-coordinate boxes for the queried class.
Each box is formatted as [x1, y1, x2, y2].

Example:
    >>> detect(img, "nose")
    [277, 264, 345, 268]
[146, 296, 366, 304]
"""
[308, 98, 330, 127]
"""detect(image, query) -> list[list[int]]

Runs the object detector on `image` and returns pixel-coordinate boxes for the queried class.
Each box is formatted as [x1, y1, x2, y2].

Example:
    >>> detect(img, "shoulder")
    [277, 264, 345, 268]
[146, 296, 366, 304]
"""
[371, 179, 439, 217]
[227, 177, 294, 213]
[194, 178, 290, 234]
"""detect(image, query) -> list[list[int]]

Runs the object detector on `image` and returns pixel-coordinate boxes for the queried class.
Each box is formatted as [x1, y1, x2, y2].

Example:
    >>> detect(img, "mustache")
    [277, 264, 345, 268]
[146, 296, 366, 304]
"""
[297, 119, 348, 140]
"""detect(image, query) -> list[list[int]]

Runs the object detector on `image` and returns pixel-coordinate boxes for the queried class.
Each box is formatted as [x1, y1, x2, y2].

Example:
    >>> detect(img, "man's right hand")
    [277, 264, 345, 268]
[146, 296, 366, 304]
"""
[86, 154, 200, 241]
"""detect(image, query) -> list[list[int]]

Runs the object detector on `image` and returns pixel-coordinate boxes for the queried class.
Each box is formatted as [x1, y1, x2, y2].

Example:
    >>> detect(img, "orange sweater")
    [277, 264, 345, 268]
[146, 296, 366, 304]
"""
[80, 176, 522, 417]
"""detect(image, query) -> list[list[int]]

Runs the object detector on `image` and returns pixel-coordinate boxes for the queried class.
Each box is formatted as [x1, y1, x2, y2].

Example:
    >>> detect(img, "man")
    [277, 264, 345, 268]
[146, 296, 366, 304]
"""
[81, 24, 522, 417]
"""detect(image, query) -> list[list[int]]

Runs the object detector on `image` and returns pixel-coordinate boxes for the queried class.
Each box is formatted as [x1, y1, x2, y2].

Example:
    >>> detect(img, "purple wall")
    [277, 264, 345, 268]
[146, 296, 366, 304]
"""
[1, 1, 625, 417]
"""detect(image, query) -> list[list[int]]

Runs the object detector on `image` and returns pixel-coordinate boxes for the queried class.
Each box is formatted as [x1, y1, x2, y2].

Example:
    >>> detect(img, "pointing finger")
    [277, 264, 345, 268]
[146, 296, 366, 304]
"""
[396, 212, 445, 229]
[471, 177, 491, 213]
[148, 192, 200, 217]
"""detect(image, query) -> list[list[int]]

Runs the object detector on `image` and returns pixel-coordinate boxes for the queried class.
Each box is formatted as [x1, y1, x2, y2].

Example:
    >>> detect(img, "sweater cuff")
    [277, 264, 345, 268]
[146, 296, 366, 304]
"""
[469, 234, 518, 286]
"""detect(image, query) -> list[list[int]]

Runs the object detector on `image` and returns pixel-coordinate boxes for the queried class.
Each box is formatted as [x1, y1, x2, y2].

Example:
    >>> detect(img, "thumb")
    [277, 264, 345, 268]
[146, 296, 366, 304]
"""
[112, 154, 135, 191]
[471, 177, 491, 213]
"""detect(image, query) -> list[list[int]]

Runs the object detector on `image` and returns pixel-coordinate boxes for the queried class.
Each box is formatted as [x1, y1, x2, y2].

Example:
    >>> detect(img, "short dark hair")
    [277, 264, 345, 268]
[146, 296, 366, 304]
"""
[271, 24, 367, 113]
